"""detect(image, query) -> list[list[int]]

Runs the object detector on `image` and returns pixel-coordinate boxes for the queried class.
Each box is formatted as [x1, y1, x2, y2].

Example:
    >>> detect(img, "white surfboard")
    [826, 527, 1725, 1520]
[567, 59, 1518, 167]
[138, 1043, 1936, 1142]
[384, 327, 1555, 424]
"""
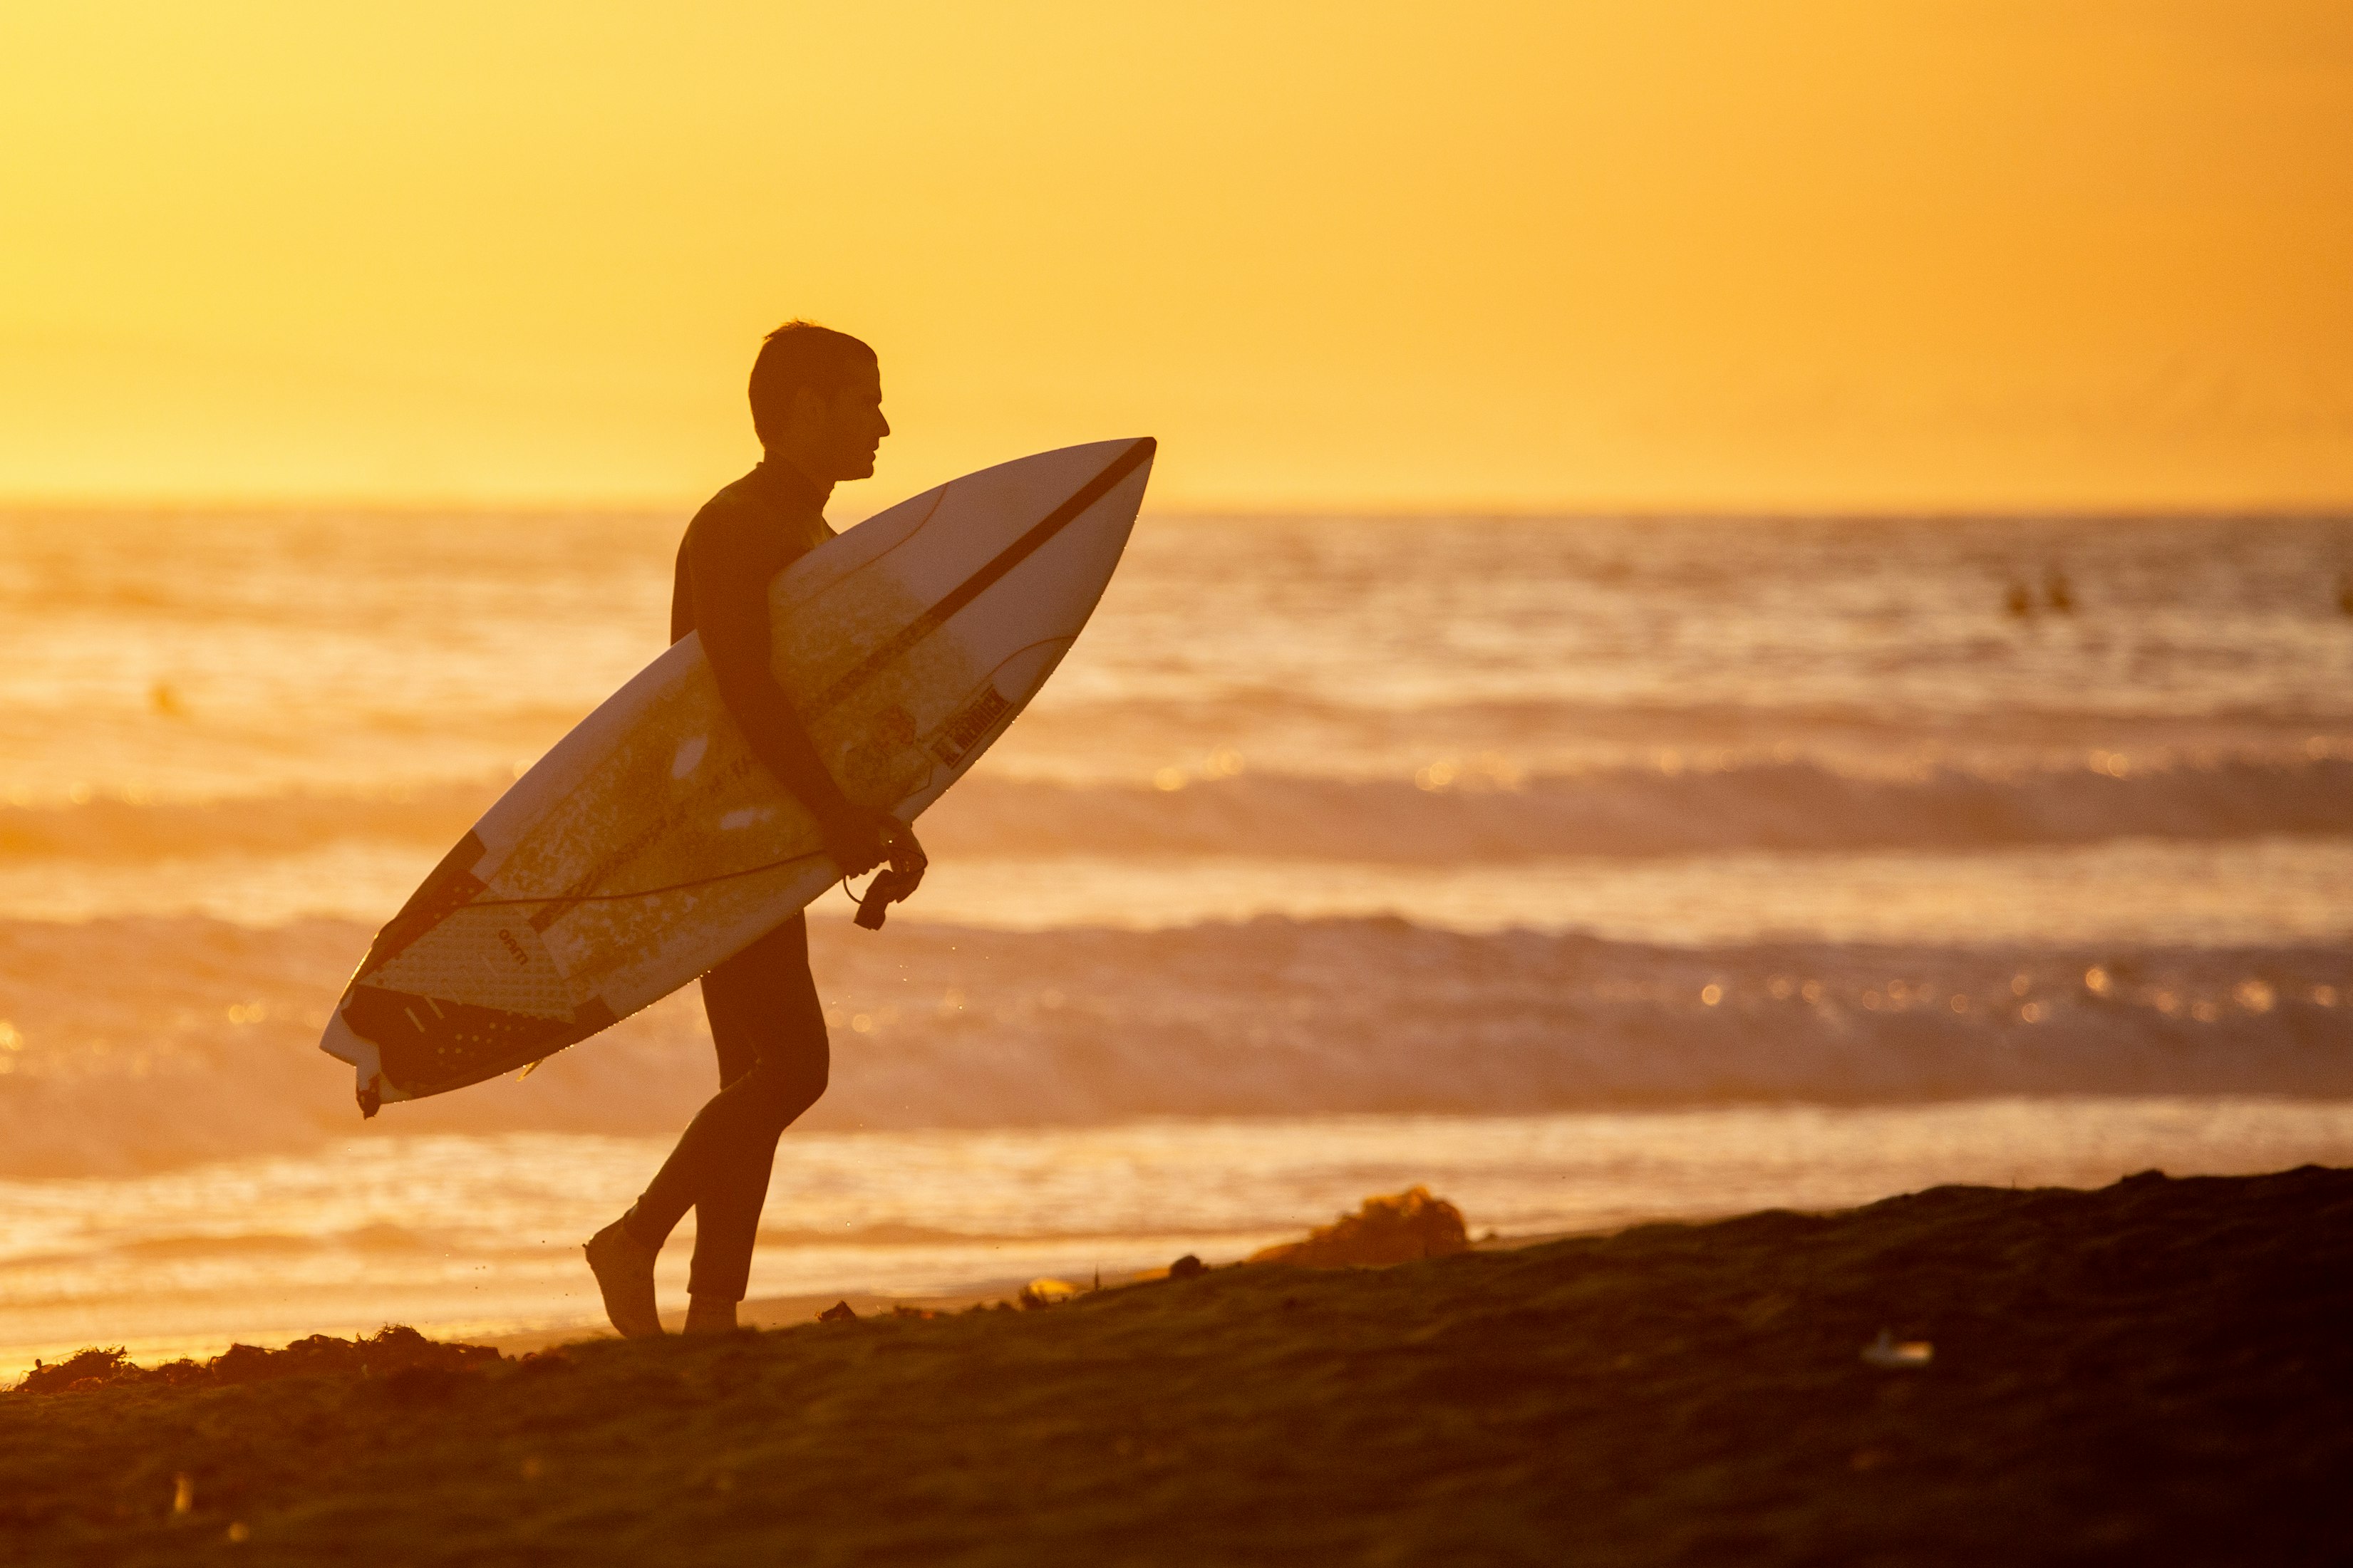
[319, 437, 1155, 1113]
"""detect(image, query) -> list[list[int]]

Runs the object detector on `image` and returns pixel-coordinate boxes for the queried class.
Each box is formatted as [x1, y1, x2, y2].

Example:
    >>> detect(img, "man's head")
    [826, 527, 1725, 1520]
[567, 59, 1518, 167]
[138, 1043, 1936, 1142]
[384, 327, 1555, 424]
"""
[749, 321, 889, 484]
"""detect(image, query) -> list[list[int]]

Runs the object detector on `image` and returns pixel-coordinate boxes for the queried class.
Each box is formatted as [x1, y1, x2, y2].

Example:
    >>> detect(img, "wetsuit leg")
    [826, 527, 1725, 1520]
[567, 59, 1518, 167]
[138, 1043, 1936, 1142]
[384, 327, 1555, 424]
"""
[624, 912, 829, 1302]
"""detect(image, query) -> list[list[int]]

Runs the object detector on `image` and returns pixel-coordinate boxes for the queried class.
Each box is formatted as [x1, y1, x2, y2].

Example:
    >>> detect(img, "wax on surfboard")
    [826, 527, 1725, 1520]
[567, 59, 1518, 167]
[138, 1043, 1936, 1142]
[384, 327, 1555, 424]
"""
[319, 437, 1155, 1114]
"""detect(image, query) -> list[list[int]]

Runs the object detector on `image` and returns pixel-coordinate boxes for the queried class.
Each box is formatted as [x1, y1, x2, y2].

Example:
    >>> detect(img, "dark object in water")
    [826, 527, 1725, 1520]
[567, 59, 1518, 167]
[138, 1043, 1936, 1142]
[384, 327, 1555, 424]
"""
[2044, 567, 2074, 613]
[1168, 1255, 1207, 1281]
[2004, 581, 2033, 618]
[817, 1300, 859, 1323]
[1248, 1187, 1470, 1268]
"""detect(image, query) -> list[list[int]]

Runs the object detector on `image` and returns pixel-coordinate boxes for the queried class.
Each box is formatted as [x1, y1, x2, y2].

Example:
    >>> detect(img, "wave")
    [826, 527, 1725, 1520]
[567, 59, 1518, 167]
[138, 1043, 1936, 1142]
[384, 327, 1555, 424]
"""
[0, 915, 2345, 1178]
[5, 756, 2350, 866]
[926, 757, 2353, 860]
[0, 783, 495, 862]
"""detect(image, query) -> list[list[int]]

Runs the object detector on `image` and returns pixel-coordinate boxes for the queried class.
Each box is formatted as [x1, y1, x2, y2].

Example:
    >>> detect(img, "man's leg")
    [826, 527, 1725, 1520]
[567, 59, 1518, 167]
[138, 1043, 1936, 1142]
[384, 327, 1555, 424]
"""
[678, 913, 830, 1320]
[590, 913, 829, 1334]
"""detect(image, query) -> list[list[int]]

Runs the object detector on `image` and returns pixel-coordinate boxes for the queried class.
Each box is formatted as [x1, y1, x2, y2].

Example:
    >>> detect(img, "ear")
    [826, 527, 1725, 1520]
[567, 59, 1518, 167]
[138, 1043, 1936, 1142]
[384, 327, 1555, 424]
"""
[787, 383, 832, 431]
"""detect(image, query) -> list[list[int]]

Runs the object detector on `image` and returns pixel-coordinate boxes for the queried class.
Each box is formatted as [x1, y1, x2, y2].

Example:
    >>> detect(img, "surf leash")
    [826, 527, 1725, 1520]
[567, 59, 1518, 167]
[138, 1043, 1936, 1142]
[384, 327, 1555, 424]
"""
[458, 850, 834, 908]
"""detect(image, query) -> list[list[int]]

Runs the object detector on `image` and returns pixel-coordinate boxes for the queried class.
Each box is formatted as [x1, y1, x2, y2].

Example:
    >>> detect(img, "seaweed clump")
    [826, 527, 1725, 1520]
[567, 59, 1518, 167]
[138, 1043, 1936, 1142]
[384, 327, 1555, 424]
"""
[1247, 1186, 1469, 1268]
[13, 1325, 500, 1395]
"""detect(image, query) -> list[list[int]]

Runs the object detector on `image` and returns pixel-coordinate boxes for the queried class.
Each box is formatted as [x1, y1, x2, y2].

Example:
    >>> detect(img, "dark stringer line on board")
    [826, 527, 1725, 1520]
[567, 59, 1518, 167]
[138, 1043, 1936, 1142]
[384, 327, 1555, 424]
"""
[803, 437, 1154, 721]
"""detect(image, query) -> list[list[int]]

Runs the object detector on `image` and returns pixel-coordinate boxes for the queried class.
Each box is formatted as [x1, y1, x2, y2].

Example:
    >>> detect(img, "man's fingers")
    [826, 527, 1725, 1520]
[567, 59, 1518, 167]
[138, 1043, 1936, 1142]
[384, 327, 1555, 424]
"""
[831, 833, 884, 877]
[829, 811, 919, 888]
[884, 828, 926, 902]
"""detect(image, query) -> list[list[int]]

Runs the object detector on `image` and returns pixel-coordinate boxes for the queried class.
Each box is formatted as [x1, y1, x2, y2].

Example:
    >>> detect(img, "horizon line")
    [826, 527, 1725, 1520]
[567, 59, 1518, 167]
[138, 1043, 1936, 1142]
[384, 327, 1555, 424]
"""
[3, 493, 2349, 524]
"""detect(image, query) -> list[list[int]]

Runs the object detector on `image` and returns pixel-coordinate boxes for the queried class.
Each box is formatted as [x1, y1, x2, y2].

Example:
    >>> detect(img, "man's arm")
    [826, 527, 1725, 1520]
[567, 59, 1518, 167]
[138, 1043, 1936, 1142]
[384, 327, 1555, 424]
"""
[683, 511, 891, 876]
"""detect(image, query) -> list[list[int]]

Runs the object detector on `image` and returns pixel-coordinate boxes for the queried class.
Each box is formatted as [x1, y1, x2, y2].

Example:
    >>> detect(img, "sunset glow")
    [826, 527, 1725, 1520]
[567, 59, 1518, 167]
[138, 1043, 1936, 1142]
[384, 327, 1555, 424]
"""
[4, 1, 2348, 509]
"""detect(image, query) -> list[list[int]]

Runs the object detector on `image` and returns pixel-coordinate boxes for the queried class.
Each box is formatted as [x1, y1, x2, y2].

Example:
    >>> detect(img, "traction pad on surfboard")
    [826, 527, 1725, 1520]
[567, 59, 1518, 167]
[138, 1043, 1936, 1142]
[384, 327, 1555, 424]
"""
[338, 830, 601, 1101]
[343, 985, 617, 1101]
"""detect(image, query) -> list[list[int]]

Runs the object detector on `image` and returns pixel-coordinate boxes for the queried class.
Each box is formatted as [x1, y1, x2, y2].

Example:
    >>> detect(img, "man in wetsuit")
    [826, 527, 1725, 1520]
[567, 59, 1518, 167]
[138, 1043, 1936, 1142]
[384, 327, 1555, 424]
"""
[584, 321, 924, 1336]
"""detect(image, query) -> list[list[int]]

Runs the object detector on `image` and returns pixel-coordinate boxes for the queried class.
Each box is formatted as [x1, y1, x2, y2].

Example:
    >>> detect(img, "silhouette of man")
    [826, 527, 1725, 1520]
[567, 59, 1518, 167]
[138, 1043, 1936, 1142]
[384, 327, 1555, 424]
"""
[585, 321, 924, 1336]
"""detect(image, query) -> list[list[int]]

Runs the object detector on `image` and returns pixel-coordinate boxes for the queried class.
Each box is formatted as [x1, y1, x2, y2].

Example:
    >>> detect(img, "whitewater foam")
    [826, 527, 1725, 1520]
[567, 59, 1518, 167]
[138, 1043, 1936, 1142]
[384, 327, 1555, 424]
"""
[5, 754, 2349, 868]
[1, 915, 2344, 1178]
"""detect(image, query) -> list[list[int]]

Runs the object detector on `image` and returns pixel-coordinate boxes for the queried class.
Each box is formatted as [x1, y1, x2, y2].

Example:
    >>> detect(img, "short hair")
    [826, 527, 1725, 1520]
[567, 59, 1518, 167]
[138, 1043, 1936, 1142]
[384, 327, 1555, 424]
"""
[748, 321, 876, 447]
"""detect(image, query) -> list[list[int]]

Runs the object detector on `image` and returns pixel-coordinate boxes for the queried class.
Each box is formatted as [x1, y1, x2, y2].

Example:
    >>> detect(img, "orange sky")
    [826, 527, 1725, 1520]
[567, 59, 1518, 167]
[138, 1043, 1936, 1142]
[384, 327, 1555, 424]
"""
[1, 1, 2348, 511]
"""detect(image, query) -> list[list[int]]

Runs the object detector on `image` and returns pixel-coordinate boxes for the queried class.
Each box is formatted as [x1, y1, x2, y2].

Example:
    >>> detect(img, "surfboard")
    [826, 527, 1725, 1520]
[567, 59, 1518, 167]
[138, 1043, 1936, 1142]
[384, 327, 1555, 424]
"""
[319, 437, 1156, 1115]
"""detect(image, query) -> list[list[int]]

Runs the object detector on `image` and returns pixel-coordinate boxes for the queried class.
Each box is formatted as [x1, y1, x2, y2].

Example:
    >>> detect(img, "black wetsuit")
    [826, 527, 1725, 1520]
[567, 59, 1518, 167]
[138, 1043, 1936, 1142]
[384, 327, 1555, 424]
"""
[622, 460, 844, 1303]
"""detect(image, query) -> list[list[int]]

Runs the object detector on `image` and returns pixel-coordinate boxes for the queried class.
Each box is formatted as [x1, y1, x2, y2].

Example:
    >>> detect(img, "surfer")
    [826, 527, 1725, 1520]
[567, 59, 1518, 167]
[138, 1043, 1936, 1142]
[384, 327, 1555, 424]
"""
[586, 321, 926, 1336]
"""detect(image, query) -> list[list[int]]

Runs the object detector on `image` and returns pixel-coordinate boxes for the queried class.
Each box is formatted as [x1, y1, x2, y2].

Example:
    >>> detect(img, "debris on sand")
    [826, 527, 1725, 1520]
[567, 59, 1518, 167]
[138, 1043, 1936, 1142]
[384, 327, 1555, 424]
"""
[18, 1346, 138, 1396]
[1168, 1254, 1206, 1280]
[1248, 1186, 1469, 1268]
[12, 1325, 500, 1395]
[817, 1301, 859, 1324]
[1862, 1328, 1934, 1369]
[1018, 1278, 1082, 1309]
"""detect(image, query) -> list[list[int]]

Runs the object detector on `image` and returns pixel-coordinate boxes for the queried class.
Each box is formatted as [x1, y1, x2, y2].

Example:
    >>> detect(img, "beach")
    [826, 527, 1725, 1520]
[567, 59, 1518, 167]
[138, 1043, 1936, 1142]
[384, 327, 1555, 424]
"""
[8, 1165, 2348, 1563]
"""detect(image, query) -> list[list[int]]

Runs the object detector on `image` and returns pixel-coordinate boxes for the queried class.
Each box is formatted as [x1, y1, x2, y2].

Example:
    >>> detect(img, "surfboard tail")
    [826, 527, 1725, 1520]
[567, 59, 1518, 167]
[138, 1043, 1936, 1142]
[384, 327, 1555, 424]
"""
[319, 1012, 406, 1119]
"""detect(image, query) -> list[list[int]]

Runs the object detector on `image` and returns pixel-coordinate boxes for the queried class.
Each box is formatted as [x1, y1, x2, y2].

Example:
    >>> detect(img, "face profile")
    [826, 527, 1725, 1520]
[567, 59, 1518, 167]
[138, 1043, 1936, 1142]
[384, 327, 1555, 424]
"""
[804, 356, 888, 482]
[748, 321, 888, 492]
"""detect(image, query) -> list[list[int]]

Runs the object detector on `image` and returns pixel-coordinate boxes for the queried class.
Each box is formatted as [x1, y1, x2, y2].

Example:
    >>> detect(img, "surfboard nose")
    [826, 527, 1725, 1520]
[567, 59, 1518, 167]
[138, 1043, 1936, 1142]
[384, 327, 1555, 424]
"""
[1111, 436, 1156, 477]
[1087, 437, 1155, 495]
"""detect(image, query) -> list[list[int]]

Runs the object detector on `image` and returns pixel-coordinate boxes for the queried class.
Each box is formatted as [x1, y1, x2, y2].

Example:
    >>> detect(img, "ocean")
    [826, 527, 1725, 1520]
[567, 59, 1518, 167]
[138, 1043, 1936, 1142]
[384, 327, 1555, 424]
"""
[3, 506, 2350, 1376]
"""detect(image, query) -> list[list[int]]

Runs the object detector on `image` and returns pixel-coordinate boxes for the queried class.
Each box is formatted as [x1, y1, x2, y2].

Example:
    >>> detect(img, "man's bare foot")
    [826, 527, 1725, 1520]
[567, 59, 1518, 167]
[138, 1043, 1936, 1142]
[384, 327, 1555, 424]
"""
[585, 1220, 663, 1337]
[683, 1296, 739, 1335]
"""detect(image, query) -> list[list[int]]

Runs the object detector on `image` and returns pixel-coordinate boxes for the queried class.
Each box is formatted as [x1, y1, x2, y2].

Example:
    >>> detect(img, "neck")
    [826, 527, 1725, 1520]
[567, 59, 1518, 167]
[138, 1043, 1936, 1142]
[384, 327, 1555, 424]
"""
[763, 447, 834, 507]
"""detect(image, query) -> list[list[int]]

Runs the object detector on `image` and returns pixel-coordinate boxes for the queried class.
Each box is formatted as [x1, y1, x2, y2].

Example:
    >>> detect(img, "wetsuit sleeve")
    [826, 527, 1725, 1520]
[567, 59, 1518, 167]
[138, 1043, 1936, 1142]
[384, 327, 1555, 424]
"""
[682, 509, 857, 825]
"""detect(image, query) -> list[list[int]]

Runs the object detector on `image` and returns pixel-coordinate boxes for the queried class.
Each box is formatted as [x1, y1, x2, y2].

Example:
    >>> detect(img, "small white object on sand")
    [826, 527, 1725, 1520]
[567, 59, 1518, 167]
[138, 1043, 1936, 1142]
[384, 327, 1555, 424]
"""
[1862, 1328, 1934, 1368]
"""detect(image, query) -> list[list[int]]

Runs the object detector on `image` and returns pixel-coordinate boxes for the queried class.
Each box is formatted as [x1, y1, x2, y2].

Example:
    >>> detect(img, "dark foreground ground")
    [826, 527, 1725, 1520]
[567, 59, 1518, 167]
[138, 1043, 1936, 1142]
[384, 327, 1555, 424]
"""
[6, 1166, 2350, 1566]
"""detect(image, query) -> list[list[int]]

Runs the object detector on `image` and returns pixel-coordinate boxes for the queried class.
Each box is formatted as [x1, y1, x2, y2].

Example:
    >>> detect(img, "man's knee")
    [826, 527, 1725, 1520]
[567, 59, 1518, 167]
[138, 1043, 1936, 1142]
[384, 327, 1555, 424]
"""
[750, 1039, 827, 1129]
[784, 1047, 829, 1112]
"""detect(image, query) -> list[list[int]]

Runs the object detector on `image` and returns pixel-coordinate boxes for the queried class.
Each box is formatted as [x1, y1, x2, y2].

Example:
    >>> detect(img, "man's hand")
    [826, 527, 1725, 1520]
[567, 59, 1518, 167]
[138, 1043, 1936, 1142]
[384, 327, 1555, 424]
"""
[818, 804, 896, 878]
[879, 819, 926, 898]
